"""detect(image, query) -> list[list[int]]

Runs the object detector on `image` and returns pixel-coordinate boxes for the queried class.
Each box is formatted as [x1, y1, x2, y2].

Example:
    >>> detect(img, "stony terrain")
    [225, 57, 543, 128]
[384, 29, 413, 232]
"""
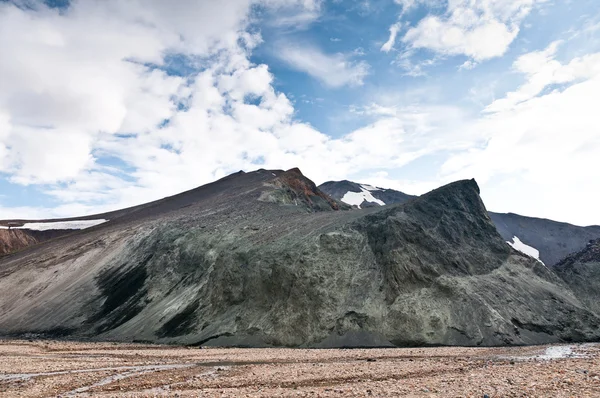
[318, 180, 600, 266]
[1, 168, 599, 347]
[0, 339, 599, 397]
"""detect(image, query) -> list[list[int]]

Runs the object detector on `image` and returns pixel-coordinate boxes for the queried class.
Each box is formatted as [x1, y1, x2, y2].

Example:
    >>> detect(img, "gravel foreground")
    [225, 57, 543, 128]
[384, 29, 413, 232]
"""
[0, 340, 598, 397]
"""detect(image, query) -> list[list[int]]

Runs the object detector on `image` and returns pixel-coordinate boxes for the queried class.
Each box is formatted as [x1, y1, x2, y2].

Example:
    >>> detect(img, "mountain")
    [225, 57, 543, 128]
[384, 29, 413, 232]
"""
[318, 181, 600, 266]
[317, 180, 416, 208]
[489, 213, 600, 266]
[555, 239, 600, 316]
[1, 168, 599, 347]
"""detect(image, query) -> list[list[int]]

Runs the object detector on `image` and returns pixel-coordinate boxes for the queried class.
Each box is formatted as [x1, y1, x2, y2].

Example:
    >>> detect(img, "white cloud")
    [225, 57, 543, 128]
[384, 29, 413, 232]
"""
[0, 0, 442, 216]
[263, 0, 323, 28]
[440, 46, 600, 226]
[459, 60, 477, 70]
[275, 44, 369, 87]
[381, 22, 402, 53]
[0, 0, 319, 187]
[484, 41, 600, 113]
[402, 0, 547, 61]
[393, 0, 440, 15]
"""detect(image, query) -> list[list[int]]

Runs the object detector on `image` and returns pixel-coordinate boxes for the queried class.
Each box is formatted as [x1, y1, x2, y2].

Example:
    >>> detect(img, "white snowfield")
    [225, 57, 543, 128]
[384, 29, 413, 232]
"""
[0, 219, 108, 231]
[341, 188, 385, 209]
[507, 236, 545, 266]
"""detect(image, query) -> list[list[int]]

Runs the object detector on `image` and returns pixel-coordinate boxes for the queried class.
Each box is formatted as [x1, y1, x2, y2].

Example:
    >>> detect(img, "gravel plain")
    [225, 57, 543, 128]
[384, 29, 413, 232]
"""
[0, 340, 598, 397]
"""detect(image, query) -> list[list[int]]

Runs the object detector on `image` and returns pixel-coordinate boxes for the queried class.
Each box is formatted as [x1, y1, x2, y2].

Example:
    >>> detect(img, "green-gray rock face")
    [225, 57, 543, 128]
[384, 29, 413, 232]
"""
[0, 169, 599, 347]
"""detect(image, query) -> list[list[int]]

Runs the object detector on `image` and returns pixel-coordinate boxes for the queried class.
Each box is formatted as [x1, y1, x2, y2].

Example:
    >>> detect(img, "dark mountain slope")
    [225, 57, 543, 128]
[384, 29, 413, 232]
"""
[0, 168, 339, 256]
[489, 213, 600, 266]
[319, 181, 600, 266]
[0, 170, 599, 347]
[319, 180, 415, 208]
[555, 239, 600, 316]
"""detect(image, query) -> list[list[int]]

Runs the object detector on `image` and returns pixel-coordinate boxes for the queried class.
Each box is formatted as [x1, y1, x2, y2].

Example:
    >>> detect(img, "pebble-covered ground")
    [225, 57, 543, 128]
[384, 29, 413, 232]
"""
[0, 340, 598, 397]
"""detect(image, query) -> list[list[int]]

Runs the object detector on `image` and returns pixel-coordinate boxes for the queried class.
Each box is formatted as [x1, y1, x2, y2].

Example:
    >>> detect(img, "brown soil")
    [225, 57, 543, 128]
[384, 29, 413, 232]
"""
[0, 340, 598, 397]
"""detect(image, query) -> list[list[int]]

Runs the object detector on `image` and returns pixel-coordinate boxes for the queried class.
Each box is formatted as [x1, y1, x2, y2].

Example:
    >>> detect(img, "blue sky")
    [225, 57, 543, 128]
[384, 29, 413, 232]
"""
[0, 0, 599, 225]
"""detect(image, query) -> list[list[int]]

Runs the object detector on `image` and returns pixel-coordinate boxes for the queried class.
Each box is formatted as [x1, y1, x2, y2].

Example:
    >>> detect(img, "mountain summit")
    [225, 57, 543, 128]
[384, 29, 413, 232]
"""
[0, 169, 599, 347]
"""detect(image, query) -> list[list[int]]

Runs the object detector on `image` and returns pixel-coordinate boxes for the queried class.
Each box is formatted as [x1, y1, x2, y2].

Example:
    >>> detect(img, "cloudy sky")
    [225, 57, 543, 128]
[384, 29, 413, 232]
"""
[0, 0, 599, 226]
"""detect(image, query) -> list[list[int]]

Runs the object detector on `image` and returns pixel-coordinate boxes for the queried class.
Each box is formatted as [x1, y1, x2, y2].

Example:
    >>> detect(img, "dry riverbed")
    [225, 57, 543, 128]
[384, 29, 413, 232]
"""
[0, 340, 598, 397]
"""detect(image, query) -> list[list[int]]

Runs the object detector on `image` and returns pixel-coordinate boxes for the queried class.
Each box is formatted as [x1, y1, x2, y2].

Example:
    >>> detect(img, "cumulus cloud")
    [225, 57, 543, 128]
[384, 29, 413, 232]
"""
[0, 0, 441, 217]
[401, 0, 547, 61]
[275, 44, 369, 87]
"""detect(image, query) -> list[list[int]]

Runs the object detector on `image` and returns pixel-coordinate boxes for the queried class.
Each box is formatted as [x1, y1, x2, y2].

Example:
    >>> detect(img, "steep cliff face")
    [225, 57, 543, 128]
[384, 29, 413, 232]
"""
[0, 169, 599, 347]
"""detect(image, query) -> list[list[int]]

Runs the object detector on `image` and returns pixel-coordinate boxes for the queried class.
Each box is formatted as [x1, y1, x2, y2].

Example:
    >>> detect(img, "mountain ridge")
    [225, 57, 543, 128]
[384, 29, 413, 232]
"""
[318, 180, 600, 266]
[1, 169, 599, 347]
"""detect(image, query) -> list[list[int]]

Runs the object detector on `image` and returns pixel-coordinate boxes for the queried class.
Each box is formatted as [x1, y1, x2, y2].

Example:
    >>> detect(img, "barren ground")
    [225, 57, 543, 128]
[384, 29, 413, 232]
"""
[0, 340, 598, 397]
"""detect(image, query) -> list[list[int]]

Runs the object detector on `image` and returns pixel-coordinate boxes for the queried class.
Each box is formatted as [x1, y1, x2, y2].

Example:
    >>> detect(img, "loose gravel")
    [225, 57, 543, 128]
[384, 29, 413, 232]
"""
[0, 340, 598, 397]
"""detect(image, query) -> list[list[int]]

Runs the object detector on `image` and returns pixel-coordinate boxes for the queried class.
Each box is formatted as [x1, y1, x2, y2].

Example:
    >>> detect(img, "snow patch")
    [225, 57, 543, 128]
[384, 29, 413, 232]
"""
[0, 219, 108, 231]
[341, 188, 385, 208]
[507, 236, 545, 266]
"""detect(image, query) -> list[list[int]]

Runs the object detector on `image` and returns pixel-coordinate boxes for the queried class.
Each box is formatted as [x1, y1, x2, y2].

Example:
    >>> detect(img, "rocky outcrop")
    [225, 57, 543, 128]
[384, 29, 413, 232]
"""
[259, 168, 348, 211]
[0, 229, 74, 256]
[0, 229, 39, 256]
[0, 170, 599, 347]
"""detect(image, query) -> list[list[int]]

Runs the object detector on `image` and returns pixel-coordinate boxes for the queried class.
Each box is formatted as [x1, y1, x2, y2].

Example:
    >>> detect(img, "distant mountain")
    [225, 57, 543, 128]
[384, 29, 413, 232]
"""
[555, 239, 600, 316]
[319, 181, 600, 266]
[318, 180, 416, 208]
[489, 213, 600, 266]
[1, 169, 600, 347]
